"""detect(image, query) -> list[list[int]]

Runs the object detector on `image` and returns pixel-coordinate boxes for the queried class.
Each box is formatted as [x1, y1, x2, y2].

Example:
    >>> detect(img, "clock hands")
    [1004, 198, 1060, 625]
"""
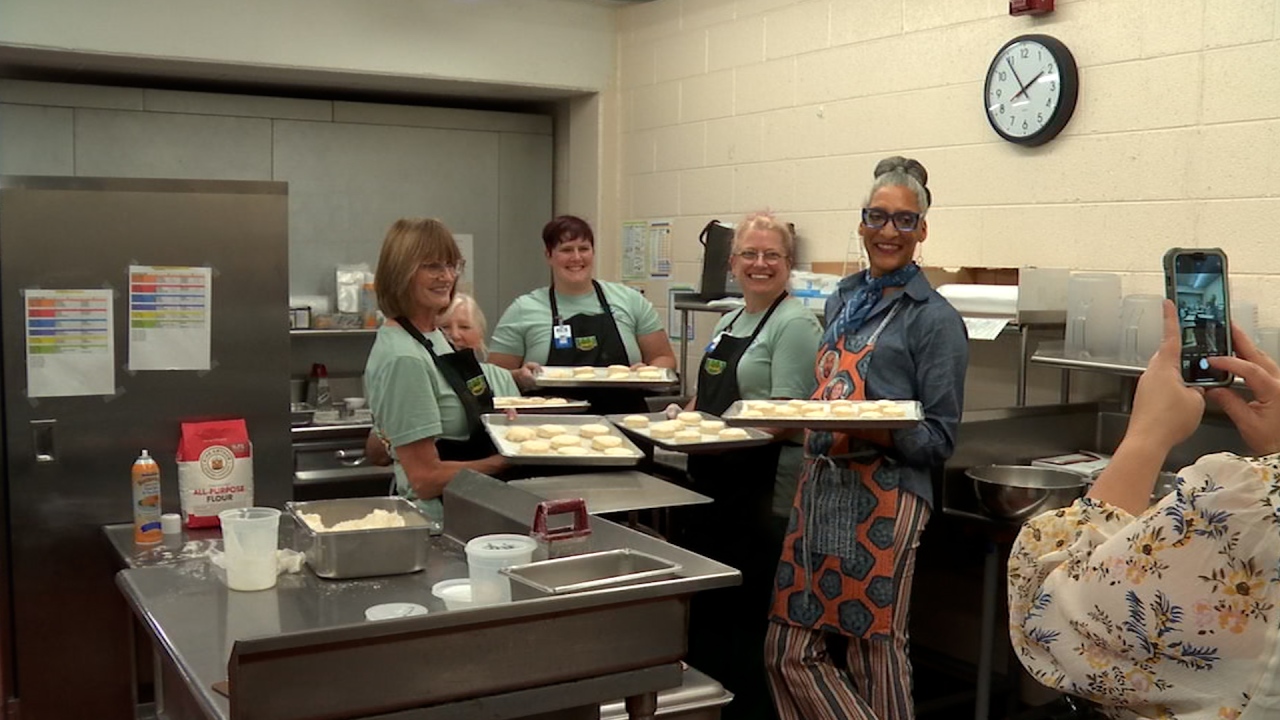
[1013, 69, 1046, 102]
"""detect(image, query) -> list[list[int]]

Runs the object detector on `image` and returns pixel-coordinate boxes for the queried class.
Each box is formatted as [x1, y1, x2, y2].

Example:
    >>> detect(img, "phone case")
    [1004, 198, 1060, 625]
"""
[1163, 247, 1233, 387]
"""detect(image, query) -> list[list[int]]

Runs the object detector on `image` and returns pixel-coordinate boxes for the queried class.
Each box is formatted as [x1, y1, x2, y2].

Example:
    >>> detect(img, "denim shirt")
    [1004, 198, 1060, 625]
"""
[819, 271, 968, 507]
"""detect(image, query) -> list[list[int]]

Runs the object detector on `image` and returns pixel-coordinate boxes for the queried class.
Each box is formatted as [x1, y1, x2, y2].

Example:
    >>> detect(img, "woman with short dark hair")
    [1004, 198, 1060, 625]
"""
[488, 214, 676, 414]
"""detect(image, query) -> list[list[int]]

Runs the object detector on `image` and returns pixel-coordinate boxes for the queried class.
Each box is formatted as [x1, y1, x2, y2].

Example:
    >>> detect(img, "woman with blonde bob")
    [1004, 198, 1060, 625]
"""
[363, 218, 519, 525]
[677, 212, 823, 720]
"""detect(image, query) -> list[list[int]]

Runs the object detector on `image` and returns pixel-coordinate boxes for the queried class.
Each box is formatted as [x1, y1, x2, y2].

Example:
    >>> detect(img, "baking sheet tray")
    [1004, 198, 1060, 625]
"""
[481, 413, 644, 466]
[533, 365, 677, 389]
[606, 411, 772, 454]
[722, 399, 923, 430]
[493, 396, 591, 414]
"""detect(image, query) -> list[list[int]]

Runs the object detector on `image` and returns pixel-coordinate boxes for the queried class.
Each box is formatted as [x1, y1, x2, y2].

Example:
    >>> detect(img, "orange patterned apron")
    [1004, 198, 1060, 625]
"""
[769, 301, 904, 640]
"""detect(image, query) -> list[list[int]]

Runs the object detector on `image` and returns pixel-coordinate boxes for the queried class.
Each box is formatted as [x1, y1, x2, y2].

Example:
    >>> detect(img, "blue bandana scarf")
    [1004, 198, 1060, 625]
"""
[825, 262, 920, 345]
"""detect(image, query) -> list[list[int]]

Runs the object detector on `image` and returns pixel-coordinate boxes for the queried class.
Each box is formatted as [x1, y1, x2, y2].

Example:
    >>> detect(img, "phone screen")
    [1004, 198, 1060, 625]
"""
[1170, 252, 1230, 384]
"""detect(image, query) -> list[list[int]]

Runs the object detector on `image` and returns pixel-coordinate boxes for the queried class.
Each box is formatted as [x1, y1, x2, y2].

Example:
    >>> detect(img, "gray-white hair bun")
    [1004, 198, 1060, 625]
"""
[873, 156, 931, 206]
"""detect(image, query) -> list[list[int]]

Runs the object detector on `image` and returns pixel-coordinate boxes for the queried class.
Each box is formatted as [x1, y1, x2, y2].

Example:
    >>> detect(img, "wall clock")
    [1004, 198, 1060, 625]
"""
[983, 34, 1079, 146]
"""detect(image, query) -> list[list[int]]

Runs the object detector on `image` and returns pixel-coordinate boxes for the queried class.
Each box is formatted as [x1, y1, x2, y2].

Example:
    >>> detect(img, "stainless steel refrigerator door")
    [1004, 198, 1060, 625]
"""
[0, 176, 291, 718]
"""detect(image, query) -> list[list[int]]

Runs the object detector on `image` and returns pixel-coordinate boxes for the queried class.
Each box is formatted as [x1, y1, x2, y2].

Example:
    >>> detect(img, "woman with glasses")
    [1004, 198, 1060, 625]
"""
[489, 215, 677, 414]
[678, 212, 823, 720]
[363, 218, 520, 526]
[364, 292, 490, 467]
[766, 157, 968, 720]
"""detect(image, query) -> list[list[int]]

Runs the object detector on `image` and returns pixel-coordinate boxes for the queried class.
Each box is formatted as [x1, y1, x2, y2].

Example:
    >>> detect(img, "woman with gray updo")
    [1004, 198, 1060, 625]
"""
[765, 156, 968, 720]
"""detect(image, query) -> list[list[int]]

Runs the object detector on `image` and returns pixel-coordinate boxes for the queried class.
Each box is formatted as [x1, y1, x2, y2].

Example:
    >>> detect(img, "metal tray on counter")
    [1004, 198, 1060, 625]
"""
[501, 548, 682, 598]
[606, 411, 772, 454]
[533, 365, 677, 389]
[493, 396, 590, 414]
[722, 399, 923, 430]
[285, 496, 433, 579]
[481, 413, 645, 466]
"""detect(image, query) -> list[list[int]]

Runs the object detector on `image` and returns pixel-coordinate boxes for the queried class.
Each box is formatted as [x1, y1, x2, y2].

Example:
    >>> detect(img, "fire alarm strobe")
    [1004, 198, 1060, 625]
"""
[1010, 0, 1054, 15]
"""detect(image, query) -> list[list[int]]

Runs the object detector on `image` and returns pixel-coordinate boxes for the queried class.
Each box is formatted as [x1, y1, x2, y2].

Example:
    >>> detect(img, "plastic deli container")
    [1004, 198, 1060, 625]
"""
[431, 579, 476, 611]
[465, 534, 537, 605]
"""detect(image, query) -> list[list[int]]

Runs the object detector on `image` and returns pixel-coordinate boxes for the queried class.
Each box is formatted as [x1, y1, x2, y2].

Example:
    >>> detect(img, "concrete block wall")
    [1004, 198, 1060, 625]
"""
[613, 0, 1280, 407]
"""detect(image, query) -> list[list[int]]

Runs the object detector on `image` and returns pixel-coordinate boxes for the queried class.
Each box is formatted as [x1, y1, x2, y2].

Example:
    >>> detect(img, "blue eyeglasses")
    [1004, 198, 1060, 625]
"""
[861, 207, 921, 232]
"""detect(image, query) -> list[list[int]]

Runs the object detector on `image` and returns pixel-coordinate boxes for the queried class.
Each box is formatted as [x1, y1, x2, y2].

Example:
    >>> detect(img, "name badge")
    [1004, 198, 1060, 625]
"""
[553, 324, 573, 349]
[705, 332, 724, 353]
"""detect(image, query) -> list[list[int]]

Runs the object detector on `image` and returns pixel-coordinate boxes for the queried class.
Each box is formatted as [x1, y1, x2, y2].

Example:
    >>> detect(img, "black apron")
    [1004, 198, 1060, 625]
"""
[396, 317, 497, 462]
[683, 292, 789, 720]
[544, 280, 649, 415]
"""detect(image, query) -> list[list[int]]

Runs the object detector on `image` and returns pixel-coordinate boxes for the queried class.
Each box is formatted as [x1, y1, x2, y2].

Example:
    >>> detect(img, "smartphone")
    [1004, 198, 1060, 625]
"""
[1163, 248, 1233, 386]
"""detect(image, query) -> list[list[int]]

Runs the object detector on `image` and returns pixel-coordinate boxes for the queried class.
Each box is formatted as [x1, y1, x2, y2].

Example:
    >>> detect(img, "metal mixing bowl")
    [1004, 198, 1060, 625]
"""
[967, 465, 1086, 522]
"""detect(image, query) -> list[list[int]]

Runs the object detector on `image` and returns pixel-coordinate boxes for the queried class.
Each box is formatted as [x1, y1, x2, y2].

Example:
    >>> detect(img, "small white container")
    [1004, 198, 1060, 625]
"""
[365, 602, 428, 621]
[465, 534, 537, 605]
[432, 579, 476, 611]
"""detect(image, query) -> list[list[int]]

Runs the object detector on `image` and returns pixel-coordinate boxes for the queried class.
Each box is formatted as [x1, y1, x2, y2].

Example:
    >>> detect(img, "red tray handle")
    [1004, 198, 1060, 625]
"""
[532, 498, 591, 541]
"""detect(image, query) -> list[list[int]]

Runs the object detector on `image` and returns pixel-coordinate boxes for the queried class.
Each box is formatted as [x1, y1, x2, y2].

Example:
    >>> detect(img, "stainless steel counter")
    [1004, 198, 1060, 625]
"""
[114, 472, 739, 720]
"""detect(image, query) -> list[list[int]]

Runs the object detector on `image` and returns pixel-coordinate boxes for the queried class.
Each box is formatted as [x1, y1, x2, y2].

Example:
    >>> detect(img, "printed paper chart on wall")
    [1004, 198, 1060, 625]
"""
[25, 289, 116, 397]
[128, 266, 212, 371]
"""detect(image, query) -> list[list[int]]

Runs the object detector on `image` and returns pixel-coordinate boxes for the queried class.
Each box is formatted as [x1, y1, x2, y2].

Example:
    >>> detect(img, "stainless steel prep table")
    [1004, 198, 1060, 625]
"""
[112, 472, 739, 720]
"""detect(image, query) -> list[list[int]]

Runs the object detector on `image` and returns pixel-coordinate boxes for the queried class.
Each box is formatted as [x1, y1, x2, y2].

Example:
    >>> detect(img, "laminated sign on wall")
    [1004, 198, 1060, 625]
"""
[24, 288, 116, 397]
[128, 265, 213, 371]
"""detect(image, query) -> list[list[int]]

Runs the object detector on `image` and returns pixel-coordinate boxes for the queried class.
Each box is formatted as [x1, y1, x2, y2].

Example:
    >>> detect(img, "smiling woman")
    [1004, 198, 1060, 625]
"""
[765, 157, 968, 720]
[363, 218, 520, 527]
[487, 214, 676, 414]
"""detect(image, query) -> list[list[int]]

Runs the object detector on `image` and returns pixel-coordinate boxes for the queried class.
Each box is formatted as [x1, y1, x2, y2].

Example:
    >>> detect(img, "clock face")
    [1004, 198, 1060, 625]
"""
[984, 34, 1078, 146]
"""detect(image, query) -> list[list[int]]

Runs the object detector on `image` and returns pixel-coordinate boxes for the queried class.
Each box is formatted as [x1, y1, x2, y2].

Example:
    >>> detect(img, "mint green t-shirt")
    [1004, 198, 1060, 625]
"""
[702, 296, 822, 518]
[489, 280, 664, 365]
[363, 324, 520, 521]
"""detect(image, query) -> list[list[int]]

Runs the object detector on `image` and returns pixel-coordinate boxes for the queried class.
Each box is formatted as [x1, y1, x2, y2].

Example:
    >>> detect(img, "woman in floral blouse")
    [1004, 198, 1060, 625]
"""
[1009, 299, 1280, 720]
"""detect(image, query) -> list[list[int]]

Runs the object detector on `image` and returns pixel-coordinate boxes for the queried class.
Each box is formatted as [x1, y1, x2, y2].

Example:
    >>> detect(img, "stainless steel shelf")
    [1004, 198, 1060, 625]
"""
[1032, 344, 1247, 387]
[289, 328, 377, 337]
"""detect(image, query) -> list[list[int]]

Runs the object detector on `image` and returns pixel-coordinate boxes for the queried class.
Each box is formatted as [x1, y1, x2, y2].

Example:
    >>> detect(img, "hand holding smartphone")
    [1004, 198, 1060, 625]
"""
[1163, 248, 1234, 386]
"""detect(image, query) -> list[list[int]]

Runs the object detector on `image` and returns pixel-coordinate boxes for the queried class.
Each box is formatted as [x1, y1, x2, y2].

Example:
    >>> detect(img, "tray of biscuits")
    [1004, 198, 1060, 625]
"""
[481, 414, 645, 466]
[492, 396, 590, 413]
[533, 365, 677, 389]
[722, 399, 923, 430]
[606, 411, 773, 454]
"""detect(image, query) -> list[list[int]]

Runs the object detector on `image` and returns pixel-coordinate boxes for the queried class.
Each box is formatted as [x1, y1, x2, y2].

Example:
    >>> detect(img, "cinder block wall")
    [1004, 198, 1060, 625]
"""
[611, 0, 1280, 407]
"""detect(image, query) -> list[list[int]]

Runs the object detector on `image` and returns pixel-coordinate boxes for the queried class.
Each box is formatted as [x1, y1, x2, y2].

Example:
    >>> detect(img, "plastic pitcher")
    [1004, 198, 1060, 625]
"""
[1065, 273, 1122, 359]
[219, 507, 281, 591]
[465, 534, 537, 606]
[1118, 294, 1165, 366]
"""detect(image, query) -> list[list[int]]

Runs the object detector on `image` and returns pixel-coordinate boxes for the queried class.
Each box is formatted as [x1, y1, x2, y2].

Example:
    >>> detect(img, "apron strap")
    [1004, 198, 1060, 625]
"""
[549, 279, 612, 327]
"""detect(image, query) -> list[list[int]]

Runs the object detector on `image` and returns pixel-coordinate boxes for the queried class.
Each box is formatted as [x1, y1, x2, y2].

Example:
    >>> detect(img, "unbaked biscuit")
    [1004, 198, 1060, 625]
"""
[520, 439, 552, 454]
[881, 405, 907, 417]
[699, 420, 725, 433]
[637, 369, 663, 380]
[649, 422, 678, 439]
[718, 427, 750, 440]
[550, 434, 583, 448]
[677, 411, 702, 425]
[505, 426, 537, 443]
[607, 365, 631, 373]
[773, 405, 799, 417]
[741, 409, 764, 418]
[537, 424, 568, 439]
[592, 435, 623, 450]
[831, 404, 859, 417]
[674, 429, 702, 443]
[557, 445, 589, 456]
[622, 414, 650, 428]
[578, 423, 611, 438]
[787, 399, 808, 408]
